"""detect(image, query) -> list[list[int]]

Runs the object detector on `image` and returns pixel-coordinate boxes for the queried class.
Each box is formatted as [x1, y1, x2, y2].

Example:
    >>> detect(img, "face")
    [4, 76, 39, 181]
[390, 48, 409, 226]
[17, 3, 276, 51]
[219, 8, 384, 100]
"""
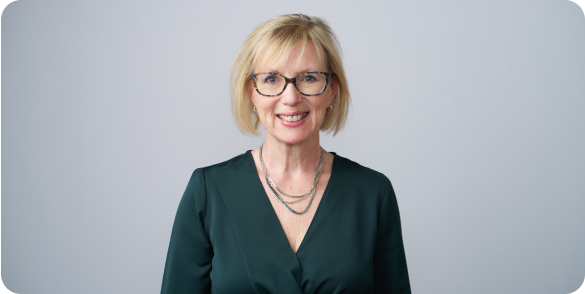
[248, 41, 338, 146]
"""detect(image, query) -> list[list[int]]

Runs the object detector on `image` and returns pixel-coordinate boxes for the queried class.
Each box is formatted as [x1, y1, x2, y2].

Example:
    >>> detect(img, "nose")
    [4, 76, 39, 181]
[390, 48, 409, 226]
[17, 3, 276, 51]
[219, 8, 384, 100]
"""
[280, 82, 302, 106]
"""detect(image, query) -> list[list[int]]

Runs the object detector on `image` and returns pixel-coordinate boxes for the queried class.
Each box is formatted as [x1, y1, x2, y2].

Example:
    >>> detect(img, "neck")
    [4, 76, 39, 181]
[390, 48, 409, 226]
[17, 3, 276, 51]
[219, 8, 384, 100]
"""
[261, 133, 322, 177]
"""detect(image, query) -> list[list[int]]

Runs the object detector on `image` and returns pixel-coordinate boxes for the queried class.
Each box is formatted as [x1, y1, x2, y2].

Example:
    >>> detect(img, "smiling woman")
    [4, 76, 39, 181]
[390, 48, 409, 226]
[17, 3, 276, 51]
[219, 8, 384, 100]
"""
[231, 14, 349, 137]
[248, 42, 336, 147]
[161, 14, 412, 294]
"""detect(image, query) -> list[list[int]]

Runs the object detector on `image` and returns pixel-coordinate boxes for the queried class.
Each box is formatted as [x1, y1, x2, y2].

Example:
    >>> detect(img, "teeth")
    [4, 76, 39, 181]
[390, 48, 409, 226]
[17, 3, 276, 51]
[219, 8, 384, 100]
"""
[279, 113, 307, 122]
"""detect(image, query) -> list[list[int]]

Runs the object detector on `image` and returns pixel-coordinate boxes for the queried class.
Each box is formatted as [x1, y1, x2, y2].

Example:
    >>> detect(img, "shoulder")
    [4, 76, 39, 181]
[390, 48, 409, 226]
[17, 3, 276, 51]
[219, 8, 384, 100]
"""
[332, 153, 392, 189]
[330, 154, 398, 215]
[183, 151, 251, 190]
[186, 151, 257, 196]
[182, 151, 252, 207]
[193, 151, 252, 178]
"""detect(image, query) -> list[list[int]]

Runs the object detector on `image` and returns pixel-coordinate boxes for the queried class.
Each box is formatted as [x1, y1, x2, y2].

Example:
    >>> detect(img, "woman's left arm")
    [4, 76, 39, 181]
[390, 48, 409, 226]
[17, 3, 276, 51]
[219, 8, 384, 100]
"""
[373, 179, 412, 293]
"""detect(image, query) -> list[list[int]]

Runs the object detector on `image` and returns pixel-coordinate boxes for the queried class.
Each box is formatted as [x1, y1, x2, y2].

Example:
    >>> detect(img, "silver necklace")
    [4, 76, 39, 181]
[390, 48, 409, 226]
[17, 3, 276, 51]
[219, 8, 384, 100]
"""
[259, 143, 324, 215]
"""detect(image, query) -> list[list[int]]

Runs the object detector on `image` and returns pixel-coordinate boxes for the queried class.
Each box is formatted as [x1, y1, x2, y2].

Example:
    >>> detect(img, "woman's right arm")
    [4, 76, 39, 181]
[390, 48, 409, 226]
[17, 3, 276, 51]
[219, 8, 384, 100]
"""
[161, 168, 213, 294]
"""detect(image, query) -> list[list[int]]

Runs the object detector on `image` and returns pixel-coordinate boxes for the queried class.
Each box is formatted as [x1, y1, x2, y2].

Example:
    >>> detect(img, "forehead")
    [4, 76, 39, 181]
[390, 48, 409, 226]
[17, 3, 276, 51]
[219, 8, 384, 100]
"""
[253, 40, 327, 73]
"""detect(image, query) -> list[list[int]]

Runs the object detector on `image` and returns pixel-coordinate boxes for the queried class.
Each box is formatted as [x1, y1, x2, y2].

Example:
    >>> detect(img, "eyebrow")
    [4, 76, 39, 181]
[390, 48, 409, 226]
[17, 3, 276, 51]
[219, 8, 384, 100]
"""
[256, 70, 321, 76]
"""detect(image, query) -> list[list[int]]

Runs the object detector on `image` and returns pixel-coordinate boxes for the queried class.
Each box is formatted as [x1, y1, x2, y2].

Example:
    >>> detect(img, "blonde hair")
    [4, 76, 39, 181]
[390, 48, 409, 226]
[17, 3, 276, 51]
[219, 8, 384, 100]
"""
[230, 14, 350, 136]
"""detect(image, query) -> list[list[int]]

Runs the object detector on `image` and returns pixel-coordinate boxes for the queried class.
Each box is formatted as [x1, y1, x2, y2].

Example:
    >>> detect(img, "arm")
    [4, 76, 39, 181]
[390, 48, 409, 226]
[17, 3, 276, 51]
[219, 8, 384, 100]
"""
[373, 180, 412, 294]
[161, 169, 213, 294]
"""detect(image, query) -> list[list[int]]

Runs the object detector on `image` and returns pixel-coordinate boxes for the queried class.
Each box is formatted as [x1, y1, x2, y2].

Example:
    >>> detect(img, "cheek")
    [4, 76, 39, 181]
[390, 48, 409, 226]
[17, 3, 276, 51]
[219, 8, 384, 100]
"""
[263, 112, 274, 122]
[313, 108, 326, 124]
[256, 101, 276, 122]
[314, 97, 330, 118]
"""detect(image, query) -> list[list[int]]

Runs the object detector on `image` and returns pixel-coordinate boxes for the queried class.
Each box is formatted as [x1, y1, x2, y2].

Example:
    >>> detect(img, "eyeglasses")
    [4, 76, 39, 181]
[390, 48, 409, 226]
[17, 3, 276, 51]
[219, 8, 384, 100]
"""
[250, 72, 330, 97]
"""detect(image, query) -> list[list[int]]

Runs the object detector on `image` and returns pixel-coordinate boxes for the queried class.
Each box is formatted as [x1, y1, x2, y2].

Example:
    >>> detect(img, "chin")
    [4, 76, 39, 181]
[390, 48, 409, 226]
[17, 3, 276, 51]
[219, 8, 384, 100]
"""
[274, 130, 318, 146]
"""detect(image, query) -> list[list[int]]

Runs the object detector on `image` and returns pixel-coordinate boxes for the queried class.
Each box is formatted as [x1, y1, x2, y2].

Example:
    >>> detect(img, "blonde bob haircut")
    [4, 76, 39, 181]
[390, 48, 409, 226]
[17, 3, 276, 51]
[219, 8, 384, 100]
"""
[230, 14, 350, 136]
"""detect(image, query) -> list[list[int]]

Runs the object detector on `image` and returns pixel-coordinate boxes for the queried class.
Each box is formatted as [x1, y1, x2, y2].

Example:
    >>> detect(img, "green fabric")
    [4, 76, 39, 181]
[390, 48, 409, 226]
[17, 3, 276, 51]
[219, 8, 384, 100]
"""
[161, 151, 411, 294]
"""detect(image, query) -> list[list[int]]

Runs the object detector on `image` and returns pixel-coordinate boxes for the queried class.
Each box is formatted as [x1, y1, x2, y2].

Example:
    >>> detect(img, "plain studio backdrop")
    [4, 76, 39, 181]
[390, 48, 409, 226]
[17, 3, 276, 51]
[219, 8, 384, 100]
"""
[1, 0, 584, 293]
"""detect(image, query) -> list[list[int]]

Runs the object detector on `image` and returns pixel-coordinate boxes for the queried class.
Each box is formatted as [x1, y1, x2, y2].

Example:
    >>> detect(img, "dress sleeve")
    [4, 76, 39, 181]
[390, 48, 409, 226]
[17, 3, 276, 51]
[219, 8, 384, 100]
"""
[161, 169, 213, 294]
[373, 179, 412, 294]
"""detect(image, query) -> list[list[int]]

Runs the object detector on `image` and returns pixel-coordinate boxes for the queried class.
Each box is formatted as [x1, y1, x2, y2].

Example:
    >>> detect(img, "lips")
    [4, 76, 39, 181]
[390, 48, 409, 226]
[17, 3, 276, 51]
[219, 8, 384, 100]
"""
[277, 112, 309, 122]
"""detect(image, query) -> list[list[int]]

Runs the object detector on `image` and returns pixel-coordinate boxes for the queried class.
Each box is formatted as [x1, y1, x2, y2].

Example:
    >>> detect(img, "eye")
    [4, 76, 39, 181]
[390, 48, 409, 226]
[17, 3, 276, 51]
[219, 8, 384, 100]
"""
[263, 75, 279, 84]
[301, 74, 317, 83]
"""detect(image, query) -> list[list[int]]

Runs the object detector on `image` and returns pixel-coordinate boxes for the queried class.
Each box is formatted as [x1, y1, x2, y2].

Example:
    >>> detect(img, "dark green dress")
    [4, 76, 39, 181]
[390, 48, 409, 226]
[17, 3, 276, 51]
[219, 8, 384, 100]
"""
[161, 151, 411, 294]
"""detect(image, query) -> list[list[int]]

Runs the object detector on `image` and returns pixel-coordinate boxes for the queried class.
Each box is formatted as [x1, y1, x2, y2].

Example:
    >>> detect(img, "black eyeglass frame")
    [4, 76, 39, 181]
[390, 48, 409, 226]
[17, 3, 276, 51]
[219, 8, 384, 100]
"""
[250, 72, 331, 97]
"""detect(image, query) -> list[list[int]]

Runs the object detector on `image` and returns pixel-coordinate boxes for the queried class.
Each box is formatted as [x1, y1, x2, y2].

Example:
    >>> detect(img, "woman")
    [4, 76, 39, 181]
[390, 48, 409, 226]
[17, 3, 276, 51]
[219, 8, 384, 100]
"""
[161, 14, 411, 293]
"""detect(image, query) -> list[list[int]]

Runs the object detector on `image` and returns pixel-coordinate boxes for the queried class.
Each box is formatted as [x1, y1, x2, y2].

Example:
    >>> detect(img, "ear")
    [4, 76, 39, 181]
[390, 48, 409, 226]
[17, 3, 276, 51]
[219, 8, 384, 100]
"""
[327, 75, 339, 106]
[247, 77, 256, 105]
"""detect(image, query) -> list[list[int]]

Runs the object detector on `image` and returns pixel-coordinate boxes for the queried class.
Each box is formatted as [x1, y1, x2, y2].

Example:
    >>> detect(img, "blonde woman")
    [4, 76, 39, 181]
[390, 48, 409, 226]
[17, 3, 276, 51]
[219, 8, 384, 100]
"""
[161, 14, 411, 294]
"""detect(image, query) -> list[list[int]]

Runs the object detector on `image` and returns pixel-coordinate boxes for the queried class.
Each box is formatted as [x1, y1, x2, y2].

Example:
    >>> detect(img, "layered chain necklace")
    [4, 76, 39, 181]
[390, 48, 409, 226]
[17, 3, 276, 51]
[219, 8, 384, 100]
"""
[259, 143, 324, 215]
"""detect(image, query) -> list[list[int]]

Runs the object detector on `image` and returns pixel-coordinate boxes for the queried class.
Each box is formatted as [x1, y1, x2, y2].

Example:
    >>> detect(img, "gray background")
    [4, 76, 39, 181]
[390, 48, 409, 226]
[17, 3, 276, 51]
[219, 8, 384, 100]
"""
[2, 0, 585, 293]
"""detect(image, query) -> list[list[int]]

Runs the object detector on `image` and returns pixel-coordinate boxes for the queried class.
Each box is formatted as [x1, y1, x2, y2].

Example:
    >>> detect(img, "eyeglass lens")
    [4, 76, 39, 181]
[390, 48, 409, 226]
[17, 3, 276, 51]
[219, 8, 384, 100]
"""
[254, 73, 327, 96]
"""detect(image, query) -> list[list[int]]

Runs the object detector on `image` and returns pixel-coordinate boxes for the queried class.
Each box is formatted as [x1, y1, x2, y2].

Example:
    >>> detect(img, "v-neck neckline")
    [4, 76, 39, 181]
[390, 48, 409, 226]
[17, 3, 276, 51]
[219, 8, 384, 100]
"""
[246, 150, 338, 256]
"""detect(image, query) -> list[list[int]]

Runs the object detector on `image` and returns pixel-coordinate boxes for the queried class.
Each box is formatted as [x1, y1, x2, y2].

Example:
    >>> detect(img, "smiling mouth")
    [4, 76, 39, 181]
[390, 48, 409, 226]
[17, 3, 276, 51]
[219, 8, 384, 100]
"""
[277, 112, 309, 122]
